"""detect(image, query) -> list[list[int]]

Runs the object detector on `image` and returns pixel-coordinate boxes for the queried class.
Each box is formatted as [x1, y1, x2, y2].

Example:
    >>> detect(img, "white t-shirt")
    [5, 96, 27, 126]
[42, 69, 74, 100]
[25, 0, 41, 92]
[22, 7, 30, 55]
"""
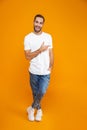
[24, 32, 53, 75]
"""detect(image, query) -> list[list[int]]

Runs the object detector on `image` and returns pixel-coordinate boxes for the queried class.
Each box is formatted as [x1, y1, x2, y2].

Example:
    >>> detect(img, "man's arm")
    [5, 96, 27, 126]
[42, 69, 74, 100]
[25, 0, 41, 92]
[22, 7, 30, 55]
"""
[48, 48, 54, 71]
[24, 42, 49, 60]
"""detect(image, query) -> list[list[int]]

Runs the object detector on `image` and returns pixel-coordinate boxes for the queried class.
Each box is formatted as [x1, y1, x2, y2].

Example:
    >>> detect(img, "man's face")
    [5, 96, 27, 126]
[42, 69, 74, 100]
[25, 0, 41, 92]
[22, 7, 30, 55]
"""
[34, 17, 44, 33]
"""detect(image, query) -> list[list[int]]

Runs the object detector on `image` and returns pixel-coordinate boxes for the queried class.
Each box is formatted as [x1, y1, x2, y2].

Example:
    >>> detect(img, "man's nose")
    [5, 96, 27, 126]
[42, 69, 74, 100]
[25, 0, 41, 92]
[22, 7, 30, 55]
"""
[36, 23, 40, 26]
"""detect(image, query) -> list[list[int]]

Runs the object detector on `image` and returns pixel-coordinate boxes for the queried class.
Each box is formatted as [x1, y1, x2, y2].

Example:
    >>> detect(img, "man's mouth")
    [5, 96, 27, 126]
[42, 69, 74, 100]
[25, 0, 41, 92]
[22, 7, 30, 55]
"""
[35, 26, 40, 29]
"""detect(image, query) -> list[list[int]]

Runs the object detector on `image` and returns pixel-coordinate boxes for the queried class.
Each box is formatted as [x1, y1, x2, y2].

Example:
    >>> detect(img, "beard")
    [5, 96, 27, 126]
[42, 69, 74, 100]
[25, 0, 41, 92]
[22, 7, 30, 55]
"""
[34, 26, 42, 33]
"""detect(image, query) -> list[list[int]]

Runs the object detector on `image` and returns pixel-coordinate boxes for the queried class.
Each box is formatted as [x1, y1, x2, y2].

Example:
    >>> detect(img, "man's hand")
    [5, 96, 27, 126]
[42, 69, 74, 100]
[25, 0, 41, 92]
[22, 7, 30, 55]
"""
[24, 42, 49, 60]
[48, 67, 52, 72]
[39, 42, 49, 53]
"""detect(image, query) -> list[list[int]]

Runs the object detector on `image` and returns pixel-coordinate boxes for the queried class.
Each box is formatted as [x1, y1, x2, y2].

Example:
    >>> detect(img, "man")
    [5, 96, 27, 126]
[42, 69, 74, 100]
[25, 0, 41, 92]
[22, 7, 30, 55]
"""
[24, 14, 54, 121]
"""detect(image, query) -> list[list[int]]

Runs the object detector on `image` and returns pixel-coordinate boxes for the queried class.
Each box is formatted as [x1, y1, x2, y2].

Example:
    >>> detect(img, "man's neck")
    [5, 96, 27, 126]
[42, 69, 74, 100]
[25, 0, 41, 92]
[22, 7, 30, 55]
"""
[33, 31, 42, 35]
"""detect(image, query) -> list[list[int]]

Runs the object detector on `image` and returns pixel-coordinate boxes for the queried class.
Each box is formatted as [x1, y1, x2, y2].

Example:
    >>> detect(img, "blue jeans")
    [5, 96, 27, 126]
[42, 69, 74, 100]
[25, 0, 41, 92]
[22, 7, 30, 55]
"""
[29, 72, 50, 109]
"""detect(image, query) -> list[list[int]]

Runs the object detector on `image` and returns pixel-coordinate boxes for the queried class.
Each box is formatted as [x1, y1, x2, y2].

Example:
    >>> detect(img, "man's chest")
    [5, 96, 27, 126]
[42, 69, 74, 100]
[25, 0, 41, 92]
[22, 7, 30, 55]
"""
[29, 37, 49, 51]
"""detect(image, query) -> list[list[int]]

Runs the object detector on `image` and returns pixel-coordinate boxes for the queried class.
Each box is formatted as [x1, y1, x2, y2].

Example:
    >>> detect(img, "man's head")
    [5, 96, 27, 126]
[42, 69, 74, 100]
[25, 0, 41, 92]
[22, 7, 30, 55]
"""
[33, 14, 45, 33]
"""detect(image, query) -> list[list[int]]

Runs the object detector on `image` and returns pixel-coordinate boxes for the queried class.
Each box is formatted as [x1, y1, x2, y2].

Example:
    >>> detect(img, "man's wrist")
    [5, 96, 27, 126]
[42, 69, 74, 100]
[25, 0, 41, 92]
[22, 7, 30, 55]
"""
[39, 48, 42, 53]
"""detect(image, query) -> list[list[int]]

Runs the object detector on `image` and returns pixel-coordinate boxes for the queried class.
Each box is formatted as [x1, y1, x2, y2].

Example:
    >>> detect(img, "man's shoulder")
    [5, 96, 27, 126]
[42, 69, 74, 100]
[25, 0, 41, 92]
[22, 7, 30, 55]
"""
[43, 32, 52, 38]
[24, 32, 33, 39]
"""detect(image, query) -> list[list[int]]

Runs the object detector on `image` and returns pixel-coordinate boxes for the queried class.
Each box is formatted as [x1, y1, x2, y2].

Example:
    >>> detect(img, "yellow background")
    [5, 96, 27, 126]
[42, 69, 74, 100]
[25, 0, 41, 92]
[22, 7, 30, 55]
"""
[0, 0, 87, 130]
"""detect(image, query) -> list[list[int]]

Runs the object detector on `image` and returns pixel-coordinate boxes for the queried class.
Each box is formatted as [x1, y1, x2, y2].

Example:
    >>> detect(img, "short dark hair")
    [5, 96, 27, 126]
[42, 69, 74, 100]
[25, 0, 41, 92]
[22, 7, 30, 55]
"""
[34, 14, 45, 23]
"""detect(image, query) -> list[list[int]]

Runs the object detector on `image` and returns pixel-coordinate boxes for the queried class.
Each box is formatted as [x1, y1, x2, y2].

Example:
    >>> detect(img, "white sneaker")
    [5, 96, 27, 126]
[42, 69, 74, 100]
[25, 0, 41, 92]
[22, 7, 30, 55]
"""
[35, 109, 43, 121]
[27, 106, 35, 121]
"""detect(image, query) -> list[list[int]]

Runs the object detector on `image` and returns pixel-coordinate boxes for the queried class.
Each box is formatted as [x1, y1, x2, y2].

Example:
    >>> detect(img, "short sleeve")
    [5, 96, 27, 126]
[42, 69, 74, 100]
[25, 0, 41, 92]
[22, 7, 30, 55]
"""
[48, 35, 53, 49]
[24, 37, 31, 50]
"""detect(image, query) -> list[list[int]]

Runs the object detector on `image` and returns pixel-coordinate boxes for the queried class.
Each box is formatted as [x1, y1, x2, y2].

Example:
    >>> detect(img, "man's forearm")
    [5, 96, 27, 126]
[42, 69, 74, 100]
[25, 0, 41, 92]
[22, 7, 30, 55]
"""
[25, 43, 49, 61]
[26, 48, 41, 60]
[49, 49, 54, 69]
[49, 55, 54, 68]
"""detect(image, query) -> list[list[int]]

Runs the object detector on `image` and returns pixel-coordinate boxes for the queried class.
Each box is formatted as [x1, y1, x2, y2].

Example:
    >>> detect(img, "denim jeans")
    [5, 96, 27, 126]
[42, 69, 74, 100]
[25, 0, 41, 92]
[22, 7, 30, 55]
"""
[29, 72, 50, 109]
